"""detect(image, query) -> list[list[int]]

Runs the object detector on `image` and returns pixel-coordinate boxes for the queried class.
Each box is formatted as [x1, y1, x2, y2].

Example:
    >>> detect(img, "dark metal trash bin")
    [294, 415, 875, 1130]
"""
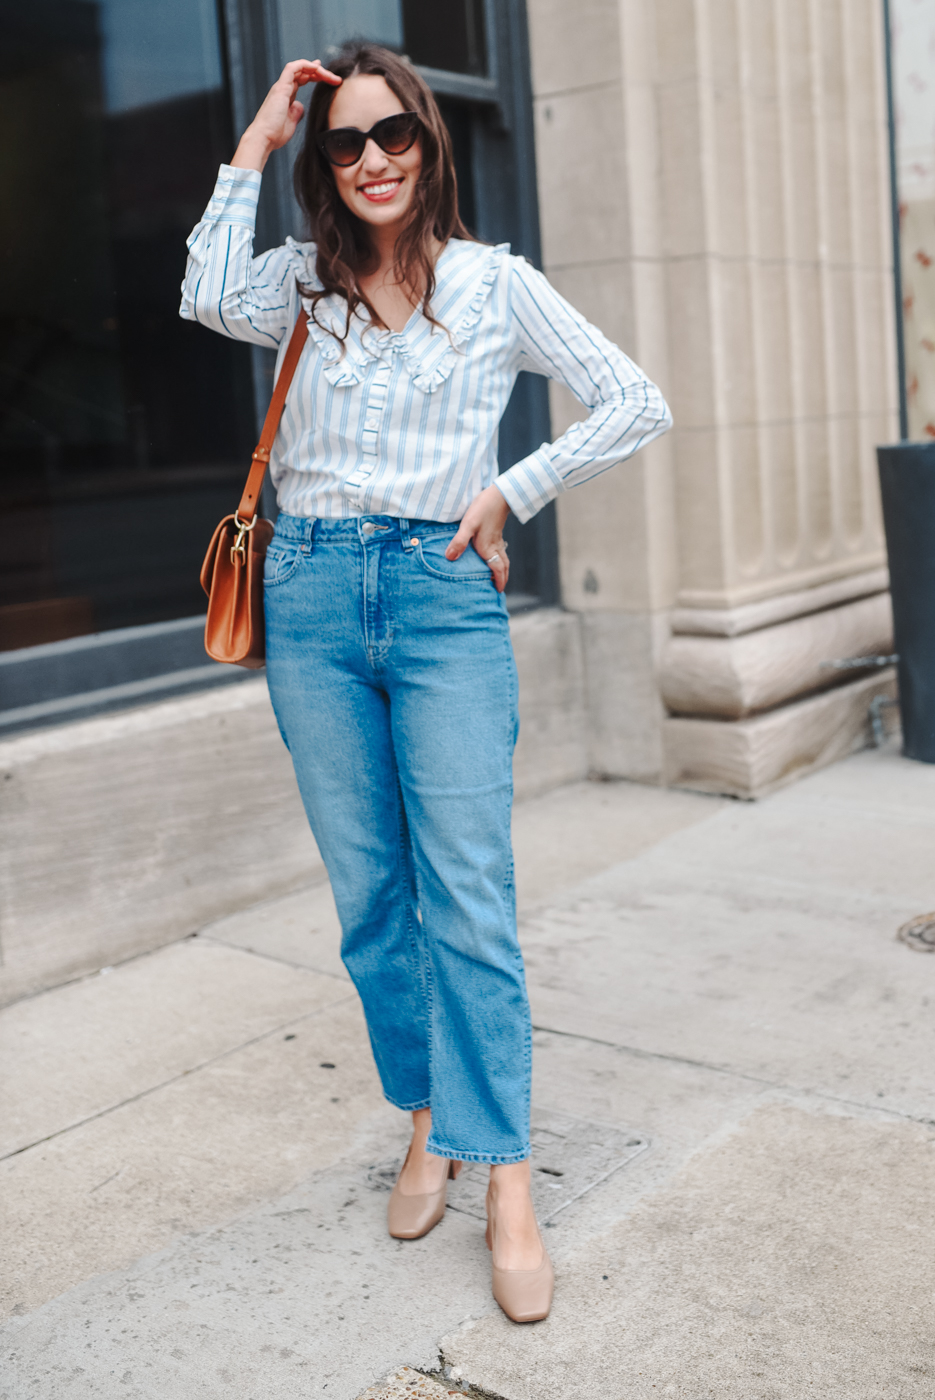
[877, 443, 935, 762]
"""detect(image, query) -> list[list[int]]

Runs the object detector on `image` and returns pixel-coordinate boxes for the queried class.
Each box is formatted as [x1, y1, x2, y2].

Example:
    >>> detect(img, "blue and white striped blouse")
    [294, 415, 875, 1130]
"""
[180, 165, 671, 524]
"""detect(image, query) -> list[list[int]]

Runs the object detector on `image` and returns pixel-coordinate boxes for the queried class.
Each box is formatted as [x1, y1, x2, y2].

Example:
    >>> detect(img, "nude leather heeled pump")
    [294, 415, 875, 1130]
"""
[387, 1156, 461, 1240]
[486, 1194, 554, 1323]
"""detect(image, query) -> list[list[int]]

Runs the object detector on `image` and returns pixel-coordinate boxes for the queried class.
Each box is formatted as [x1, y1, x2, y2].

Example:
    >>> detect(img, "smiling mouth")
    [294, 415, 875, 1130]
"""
[358, 178, 403, 201]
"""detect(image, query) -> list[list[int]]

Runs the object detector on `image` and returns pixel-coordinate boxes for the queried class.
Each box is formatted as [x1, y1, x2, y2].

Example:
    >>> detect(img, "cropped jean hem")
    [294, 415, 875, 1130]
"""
[426, 1137, 530, 1166]
[385, 1093, 432, 1113]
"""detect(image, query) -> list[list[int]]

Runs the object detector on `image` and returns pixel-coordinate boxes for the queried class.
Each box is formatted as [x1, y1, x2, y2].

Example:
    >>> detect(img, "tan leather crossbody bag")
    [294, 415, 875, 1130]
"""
[200, 311, 309, 668]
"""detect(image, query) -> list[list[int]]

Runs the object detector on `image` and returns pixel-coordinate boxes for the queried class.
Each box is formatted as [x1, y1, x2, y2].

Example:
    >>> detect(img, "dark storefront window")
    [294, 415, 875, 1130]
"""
[401, 0, 487, 76]
[1, 0, 254, 652]
[309, 0, 486, 76]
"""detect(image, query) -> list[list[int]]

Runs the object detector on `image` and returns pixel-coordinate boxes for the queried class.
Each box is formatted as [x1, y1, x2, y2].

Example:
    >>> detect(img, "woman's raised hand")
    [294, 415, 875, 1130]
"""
[231, 60, 342, 173]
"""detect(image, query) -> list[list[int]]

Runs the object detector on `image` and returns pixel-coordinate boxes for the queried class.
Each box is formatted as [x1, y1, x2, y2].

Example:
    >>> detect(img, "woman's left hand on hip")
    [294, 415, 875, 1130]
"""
[445, 484, 511, 592]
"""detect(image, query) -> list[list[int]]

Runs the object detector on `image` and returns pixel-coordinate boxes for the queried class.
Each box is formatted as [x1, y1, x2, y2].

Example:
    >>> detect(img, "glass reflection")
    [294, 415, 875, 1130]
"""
[1, 0, 253, 651]
[315, 0, 488, 78]
[401, 0, 486, 76]
[313, 0, 404, 56]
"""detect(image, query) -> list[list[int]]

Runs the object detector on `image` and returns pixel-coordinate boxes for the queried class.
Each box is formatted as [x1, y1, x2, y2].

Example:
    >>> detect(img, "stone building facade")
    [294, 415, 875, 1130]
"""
[527, 0, 899, 797]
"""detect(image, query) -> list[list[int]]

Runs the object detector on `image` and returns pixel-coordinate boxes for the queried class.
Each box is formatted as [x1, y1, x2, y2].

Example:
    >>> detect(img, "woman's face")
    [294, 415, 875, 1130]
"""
[326, 75, 423, 232]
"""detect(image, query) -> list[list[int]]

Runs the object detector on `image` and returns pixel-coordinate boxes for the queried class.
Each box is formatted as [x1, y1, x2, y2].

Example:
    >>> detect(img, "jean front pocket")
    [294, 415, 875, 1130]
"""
[412, 533, 492, 583]
[263, 537, 304, 587]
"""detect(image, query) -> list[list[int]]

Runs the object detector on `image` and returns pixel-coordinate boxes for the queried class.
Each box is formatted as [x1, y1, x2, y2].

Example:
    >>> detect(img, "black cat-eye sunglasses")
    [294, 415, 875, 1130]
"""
[316, 111, 422, 168]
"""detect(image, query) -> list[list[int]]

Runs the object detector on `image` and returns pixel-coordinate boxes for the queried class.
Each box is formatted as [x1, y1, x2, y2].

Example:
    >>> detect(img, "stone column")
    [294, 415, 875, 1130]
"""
[527, 0, 678, 783]
[526, 0, 899, 797]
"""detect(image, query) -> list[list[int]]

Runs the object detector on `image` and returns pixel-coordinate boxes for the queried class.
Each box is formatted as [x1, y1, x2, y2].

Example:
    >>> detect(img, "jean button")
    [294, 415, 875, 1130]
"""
[362, 521, 376, 535]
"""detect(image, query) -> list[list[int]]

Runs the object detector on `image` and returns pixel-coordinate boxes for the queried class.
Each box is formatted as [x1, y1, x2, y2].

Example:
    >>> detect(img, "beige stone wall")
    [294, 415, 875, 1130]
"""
[526, 0, 900, 796]
[527, 0, 677, 781]
[891, 0, 935, 439]
[902, 199, 935, 438]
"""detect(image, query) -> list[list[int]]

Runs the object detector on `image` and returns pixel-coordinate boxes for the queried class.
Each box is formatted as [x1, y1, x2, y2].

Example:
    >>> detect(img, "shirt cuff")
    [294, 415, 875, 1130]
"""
[204, 163, 263, 229]
[496, 450, 565, 524]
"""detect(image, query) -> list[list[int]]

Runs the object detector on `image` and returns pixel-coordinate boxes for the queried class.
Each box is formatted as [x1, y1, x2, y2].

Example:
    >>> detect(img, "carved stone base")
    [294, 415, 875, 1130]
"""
[660, 591, 893, 720]
[663, 670, 898, 799]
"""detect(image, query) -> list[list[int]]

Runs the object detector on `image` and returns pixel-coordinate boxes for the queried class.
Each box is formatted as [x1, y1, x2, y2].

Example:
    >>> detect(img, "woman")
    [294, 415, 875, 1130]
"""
[181, 41, 671, 1323]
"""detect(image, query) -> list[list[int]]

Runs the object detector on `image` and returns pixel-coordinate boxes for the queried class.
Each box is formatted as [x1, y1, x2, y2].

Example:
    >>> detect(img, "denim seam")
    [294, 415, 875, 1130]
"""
[359, 530, 374, 668]
[262, 545, 303, 587]
[385, 1093, 432, 1113]
[394, 766, 434, 1109]
[514, 636, 531, 1136]
[424, 1141, 531, 1166]
[502, 619, 532, 1152]
[370, 541, 395, 667]
[412, 539, 491, 583]
[265, 522, 314, 585]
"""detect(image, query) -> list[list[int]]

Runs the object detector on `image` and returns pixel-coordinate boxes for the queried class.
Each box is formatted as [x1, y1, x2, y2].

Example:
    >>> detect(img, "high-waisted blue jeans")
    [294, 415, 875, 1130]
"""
[263, 513, 530, 1164]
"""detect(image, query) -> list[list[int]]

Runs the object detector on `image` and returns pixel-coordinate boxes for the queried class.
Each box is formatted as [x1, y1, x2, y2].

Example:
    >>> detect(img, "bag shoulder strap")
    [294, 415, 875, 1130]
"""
[236, 310, 309, 523]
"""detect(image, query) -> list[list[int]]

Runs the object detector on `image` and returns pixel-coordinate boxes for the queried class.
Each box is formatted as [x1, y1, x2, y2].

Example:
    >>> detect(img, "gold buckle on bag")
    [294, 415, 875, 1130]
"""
[230, 513, 257, 566]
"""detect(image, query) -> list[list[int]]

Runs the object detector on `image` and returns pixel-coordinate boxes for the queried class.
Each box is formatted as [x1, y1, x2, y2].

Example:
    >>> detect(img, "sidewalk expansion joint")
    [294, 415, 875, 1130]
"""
[0, 936, 197, 1012]
[531, 1022, 935, 1130]
[434, 1358, 511, 1400]
[0, 991, 358, 1163]
[195, 931, 350, 982]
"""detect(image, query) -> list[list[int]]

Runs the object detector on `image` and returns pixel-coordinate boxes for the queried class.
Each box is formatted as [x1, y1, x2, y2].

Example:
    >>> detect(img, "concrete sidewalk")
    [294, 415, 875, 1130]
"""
[3, 743, 935, 1398]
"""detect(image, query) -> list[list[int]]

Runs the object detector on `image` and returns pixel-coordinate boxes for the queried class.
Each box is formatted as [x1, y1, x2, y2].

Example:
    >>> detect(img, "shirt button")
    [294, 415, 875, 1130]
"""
[365, 417, 378, 429]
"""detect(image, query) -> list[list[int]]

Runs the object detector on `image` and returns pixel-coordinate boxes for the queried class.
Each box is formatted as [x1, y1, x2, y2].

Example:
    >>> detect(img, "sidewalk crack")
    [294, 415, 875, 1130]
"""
[0, 992, 358, 1163]
[531, 1022, 935, 1128]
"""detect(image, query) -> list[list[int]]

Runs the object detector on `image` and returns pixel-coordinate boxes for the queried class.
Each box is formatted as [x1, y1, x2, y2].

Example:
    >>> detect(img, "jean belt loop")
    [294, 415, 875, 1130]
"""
[398, 517, 411, 548]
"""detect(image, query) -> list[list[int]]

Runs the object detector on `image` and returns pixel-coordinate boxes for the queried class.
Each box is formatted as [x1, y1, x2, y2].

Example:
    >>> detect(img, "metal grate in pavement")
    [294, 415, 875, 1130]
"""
[368, 1107, 649, 1225]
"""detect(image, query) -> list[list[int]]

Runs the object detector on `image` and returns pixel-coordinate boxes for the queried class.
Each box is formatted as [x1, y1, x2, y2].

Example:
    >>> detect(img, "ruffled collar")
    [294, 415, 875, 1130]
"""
[287, 237, 510, 392]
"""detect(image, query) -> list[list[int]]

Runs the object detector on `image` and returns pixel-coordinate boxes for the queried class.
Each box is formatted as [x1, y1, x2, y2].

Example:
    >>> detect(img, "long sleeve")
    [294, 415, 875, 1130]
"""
[179, 165, 301, 348]
[495, 259, 672, 523]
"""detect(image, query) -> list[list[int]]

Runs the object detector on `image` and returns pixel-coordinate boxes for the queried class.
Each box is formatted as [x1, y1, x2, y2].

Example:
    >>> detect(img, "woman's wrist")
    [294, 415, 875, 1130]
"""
[488, 483, 511, 529]
[230, 126, 275, 173]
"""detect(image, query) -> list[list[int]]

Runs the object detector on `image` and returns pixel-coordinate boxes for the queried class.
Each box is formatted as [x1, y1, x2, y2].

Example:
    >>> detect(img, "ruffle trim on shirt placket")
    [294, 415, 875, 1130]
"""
[397, 243, 510, 393]
[282, 238, 360, 388]
[286, 237, 511, 393]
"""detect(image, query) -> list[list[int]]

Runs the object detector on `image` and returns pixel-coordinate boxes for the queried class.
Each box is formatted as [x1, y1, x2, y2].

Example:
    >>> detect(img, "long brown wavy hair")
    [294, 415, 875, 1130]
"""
[292, 41, 475, 340]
